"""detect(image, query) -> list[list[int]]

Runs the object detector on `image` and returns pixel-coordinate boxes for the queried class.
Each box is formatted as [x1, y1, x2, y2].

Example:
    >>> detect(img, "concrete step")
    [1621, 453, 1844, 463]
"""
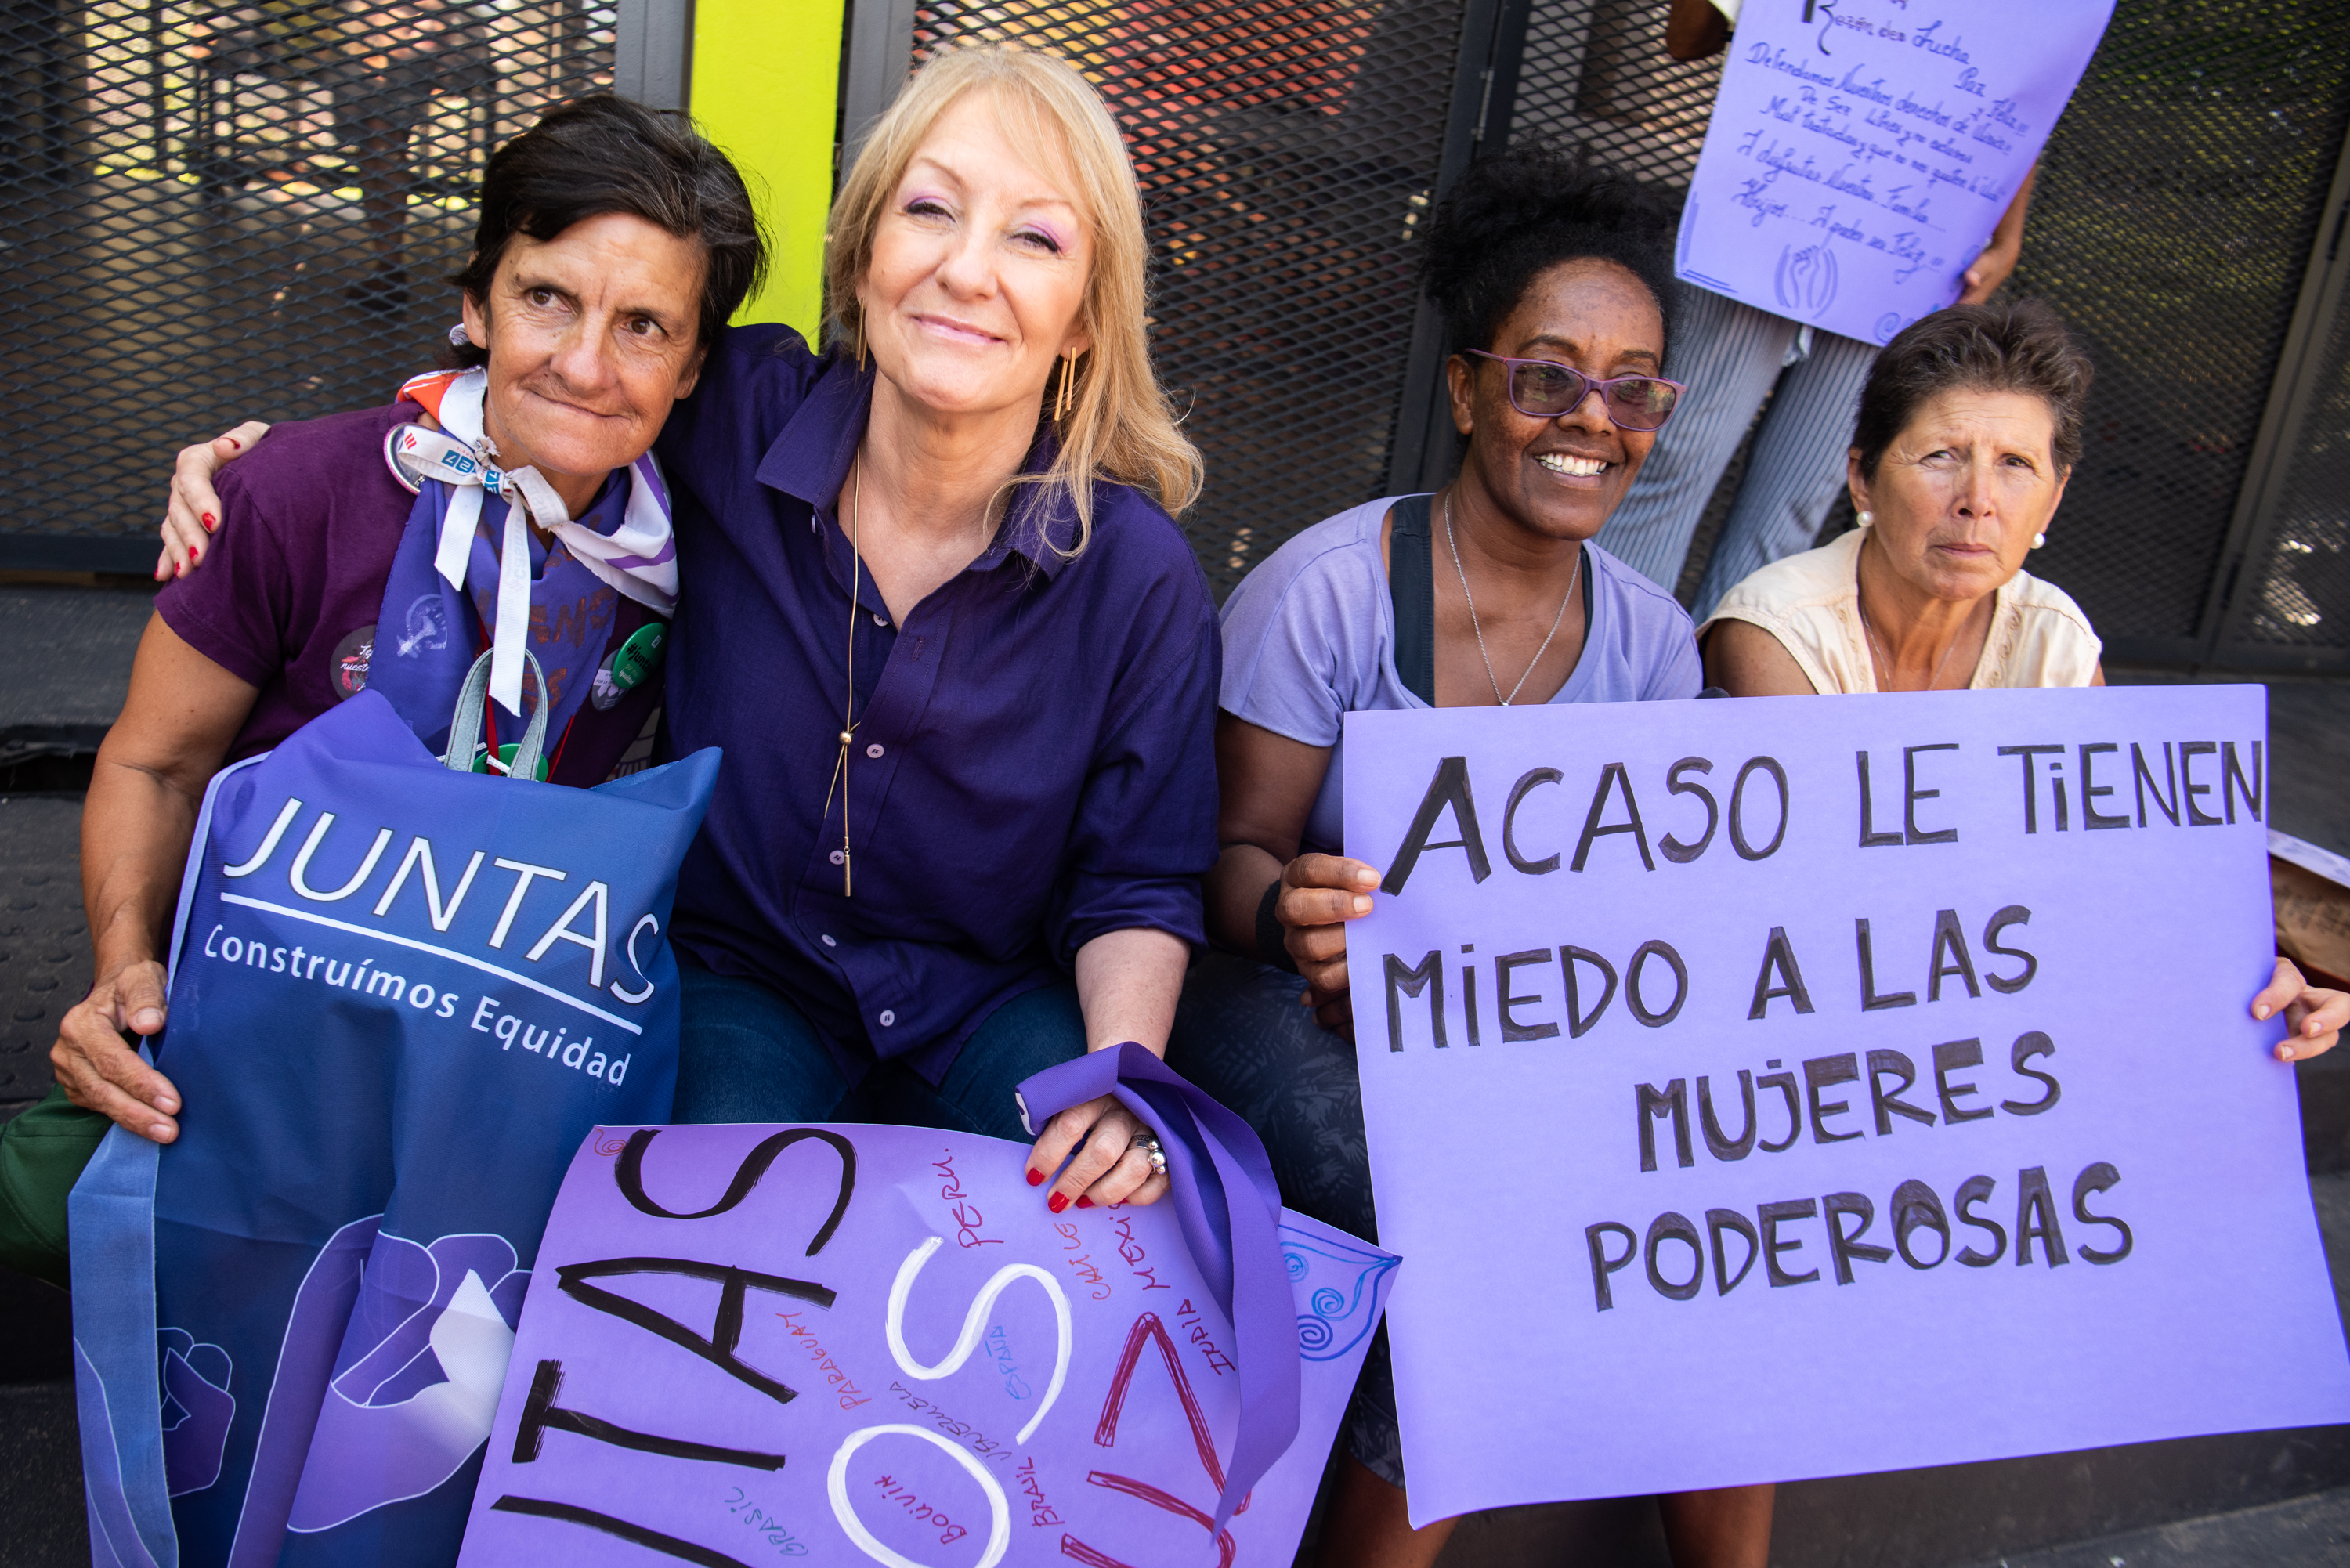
[0, 1380, 85, 1567]
[1955, 1486, 2350, 1568]
[0, 583, 152, 757]
[0, 797, 91, 1113]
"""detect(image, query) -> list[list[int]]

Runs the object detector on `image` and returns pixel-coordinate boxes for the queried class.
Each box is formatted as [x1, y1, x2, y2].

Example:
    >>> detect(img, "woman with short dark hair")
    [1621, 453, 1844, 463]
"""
[1699, 294, 2345, 1561]
[1166, 143, 1769, 1567]
[6, 96, 761, 1289]
[1704, 301, 2104, 695]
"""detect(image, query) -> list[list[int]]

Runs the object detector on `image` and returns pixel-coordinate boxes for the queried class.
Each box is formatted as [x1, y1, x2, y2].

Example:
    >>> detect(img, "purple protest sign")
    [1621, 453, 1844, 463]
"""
[1343, 685, 2350, 1524]
[1676, 0, 2113, 345]
[455, 1122, 1394, 1566]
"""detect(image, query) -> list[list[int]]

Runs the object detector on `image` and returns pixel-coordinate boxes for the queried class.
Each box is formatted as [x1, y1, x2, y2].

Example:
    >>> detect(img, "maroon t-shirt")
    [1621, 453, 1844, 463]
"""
[155, 403, 663, 786]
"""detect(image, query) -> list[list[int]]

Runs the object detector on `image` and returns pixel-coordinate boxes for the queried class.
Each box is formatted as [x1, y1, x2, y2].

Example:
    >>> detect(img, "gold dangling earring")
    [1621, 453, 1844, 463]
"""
[855, 321, 867, 374]
[1055, 349, 1076, 421]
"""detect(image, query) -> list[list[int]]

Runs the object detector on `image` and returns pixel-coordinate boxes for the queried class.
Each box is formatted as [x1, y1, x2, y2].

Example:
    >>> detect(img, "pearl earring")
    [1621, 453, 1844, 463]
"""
[1857, 510, 1873, 526]
[2031, 532, 2047, 549]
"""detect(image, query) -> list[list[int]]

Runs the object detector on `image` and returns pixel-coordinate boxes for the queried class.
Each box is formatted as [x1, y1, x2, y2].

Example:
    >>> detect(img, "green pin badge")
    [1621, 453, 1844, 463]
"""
[591, 622, 667, 710]
[471, 742, 551, 782]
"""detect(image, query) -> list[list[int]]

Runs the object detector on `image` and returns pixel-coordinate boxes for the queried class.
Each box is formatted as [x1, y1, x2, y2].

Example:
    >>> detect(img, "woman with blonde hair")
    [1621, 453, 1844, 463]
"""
[150, 48, 1217, 1212]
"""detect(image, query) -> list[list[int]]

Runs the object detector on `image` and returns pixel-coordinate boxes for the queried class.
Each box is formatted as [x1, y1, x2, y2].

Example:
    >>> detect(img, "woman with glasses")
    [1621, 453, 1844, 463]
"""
[1165, 144, 1769, 1567]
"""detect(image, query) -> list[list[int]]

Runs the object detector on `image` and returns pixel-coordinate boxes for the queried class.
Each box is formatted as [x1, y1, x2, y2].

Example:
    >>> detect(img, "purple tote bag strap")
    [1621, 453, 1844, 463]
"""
[1015, 1042, 1301, 1537]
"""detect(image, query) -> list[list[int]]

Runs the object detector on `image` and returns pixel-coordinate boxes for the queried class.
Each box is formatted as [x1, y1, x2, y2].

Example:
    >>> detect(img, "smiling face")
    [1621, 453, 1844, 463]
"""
[460, 210, 707, 511]
[1446, 257, 1666, 544]
[857, 88, 1094, 423]
[1852, 387, 2069, 604]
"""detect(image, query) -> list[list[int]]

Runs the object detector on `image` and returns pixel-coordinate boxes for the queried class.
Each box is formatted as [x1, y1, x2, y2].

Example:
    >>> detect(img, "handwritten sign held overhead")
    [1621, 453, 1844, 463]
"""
[455, 1123, 1394, 1566]
[1343, 685, 2350, 1524]
[1676, 0, 2113, 344]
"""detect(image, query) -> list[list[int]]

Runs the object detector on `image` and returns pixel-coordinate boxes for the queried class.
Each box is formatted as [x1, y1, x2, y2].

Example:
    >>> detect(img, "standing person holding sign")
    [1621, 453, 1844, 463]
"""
[1596, 0, 2078, 616]
[1169, 146, 1770, 1566]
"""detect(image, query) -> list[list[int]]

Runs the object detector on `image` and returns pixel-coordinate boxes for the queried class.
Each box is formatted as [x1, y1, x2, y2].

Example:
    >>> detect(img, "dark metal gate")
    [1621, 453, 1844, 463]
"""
[0, 0, 617, 573]
[847, 1, 2350, 670]
[1487, 0, 2350, 672]
[16, 3, 2350, 673]
[882, 0, 1496, 595]
[2004, 0, 2350, 670]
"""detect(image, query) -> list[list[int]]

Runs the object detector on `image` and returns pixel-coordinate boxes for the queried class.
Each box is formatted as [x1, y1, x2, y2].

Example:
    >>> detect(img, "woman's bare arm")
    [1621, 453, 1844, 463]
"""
[1208, 714, 1381, 1034]
[1206, 714, 1329, 955]
[56, 615, 258, 1140]
[1703, 619, 1820, 696]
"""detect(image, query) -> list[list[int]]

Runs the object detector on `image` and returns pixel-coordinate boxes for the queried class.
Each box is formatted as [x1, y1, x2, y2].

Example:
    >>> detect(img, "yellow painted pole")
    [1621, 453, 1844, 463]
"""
[689, 0, 843, 341]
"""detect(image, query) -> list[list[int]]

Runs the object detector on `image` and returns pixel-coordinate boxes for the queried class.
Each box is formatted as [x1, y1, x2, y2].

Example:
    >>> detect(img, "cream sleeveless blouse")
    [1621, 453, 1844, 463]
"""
[1699, 528, 2102, 692]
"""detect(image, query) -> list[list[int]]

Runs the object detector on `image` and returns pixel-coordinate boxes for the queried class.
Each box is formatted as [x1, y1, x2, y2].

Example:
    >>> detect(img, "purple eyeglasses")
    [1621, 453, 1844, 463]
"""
[1464, 349, 1687, 432]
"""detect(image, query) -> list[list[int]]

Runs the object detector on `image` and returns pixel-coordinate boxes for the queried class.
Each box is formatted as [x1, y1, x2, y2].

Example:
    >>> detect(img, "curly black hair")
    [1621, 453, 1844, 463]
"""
[1853, 299, 2094, 479]
[447, 95, 767, 368]
[1417, 143, 1680, 361]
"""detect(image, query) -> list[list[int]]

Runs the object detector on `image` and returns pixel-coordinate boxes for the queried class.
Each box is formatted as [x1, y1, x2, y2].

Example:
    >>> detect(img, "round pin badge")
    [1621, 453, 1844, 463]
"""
[591, 621, 667, 710]
[330, 624, 376, 699]
[470, 741, 551, 783]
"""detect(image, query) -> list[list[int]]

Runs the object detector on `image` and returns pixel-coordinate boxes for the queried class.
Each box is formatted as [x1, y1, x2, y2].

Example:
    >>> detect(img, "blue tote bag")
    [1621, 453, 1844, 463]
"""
[70, 657, 718, 1568]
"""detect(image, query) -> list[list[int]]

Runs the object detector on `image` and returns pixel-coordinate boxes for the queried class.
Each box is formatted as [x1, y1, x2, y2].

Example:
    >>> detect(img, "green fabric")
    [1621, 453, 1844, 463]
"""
[0, 1082, 111, 1290]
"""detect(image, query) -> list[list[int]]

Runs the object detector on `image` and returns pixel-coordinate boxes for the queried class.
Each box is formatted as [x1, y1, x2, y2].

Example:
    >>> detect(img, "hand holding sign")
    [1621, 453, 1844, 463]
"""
[457, 1119, 1395, 1566]
[1271, 854, 1385, 1036]
[1343, 685, 2350, 1524]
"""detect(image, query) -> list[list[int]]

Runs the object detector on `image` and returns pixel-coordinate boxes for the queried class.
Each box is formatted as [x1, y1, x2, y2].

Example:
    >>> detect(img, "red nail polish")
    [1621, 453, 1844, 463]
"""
[1026, 1168, 1044, 1187]
[227, 437, 240, 450]
[202, 512, 216, 531]
[1076, 1197, 1094, 1209]
[1047, 1192, 1069, 1214]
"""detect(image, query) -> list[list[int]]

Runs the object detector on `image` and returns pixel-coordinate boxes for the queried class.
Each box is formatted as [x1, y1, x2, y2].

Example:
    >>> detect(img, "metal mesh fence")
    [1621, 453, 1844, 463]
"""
[913, 0, 1470, 594]
[1505, 0, 1719, 193]
[0, 1, 616, 562]
[2240, 281, 2350, 653]
[1998, 0, 2350, 654]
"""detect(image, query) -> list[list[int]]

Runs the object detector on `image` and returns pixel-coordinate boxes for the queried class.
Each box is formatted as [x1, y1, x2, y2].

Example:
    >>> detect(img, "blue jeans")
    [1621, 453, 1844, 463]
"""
[674, 961, 1086, 1143]
[1595, 285, 1879, 618]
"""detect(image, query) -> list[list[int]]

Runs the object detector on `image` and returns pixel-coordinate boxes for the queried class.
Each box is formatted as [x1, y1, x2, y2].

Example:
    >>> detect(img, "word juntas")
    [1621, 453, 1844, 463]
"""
[214, 792, 667, 1006]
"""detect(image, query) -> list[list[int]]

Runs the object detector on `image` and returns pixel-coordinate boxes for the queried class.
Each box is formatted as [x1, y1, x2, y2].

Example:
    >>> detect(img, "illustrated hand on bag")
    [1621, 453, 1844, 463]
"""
[55, 957, 183, 1142]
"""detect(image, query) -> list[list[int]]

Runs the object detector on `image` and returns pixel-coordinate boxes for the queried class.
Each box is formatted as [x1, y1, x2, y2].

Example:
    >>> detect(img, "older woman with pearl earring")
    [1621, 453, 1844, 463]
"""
[1702, 300, 2102, 695]
[1708, 294, 2345, 1052]
[1697, 294, 2348, 1552]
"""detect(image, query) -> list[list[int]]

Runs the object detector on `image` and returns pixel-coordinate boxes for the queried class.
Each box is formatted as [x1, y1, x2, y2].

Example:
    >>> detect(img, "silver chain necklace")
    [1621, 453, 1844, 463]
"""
[1856, 592, 1964, 692]
[1443, 490, 1579, 706]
